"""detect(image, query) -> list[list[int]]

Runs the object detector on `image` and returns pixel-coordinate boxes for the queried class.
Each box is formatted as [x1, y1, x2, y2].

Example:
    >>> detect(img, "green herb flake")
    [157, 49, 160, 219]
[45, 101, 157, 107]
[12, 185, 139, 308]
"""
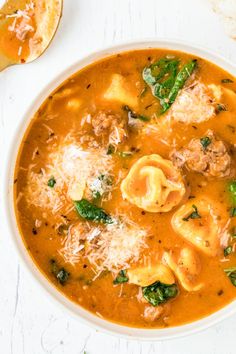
[224, 246, 232, 257]
[74, 199, 113, 224]
[50, 259, 70, 285]
[107, 144, 115, 155]
[224, 267, 236, 287]
[200, 136, 211, 150]
[124, 105, 150, 122]
[221, 78, 234, 83]
[47, 176, 56, 188]
[231, 227, 236, 239]
[230, 207, 236, 217]
[228, 181, 236, 204]
[56, 268, 70, 285]
[142, 281, 178, 306]
[216, 103, 227, 113]
[137, 115, 150, 121]
[113, 270, 129, 284]
[183, 205, 201, 221]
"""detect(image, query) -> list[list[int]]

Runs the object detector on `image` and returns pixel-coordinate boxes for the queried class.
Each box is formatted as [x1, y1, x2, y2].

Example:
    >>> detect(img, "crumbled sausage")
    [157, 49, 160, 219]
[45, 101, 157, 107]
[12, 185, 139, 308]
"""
[143, 303, 171, 322]
[92, 111, 127, 145]
[171, 130, 232, 178]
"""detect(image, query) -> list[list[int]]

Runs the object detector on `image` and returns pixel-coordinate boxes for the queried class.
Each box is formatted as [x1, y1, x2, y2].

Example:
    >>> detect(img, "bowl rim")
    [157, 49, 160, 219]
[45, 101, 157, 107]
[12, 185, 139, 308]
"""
[4, 38, 236, 341]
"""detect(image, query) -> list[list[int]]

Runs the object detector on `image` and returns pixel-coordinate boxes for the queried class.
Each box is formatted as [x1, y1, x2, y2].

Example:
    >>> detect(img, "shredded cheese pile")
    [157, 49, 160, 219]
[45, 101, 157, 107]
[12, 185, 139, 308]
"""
[25, 139, 114, 215]
[59, 218, 148, 274]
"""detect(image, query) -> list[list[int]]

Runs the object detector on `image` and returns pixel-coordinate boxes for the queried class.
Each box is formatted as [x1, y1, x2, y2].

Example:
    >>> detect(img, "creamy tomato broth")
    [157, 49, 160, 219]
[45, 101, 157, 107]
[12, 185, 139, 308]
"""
[14, 49, 236, 328]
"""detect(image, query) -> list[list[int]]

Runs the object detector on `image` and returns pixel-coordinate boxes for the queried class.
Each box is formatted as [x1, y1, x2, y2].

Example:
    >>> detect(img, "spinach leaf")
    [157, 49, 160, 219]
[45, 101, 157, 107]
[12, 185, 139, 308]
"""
[143, 58, 179, 108]
[74, 199, 113, 224]
[161, 60, 197, 113]
[200, 136, 211, 150]
[224, 267, 236, 286]
[142, 281, 178, 306]
[48, 176, 56, 188]
[143, 57, 179, 87]
[113, 270, 129, 284]
[143, 57, 197, 114]
[50, 259, 70, 285]
[183, 205, 201, 221]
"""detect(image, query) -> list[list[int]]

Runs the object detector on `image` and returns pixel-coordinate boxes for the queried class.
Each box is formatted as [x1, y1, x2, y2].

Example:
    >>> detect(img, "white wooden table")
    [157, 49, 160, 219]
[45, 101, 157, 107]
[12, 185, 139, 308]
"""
[1, 0, 236, 353]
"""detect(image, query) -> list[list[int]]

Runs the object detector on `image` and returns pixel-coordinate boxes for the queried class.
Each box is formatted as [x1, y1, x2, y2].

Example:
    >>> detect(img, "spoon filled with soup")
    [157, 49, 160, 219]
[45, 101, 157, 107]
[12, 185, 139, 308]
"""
[0, 0, 62, 71]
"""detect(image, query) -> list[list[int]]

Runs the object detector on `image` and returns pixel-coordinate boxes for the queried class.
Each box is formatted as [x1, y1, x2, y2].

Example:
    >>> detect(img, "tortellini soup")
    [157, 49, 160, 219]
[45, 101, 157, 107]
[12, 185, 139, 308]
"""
[14, 49, 236, 328]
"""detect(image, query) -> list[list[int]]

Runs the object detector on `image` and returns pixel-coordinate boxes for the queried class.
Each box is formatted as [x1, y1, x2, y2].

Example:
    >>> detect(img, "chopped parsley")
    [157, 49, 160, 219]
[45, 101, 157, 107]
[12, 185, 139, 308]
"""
[113, 270, 129, 284]
[50, 259, 70, 285]
[123, 105, 150, 122]
[216, 103, 227, 113]
[224, 246, 232, 257]
[47, 176, 56, 188]
[200, 136, 211, 150]
[228, 181, 236, 204]
[228, 181, 236, 217]
[230, 207, 236, 217]
[183, 205, 201, 221]
[107, 144, 115, 155]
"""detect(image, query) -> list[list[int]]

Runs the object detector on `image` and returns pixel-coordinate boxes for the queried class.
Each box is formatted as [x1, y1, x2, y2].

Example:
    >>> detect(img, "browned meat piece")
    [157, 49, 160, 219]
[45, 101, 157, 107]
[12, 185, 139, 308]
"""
[171, 130, 232, 178]
[143, 303, 171, 322]
[92, 111, 127, 145]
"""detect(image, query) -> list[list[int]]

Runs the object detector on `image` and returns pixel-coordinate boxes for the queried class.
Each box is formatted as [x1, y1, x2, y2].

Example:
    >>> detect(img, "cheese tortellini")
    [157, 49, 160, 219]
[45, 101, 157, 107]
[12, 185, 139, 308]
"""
[163, 248, 203, 292]
[121, 154, 186, 212]
[128, 264, 175, 287]
[172, 197, 227, 256]
[103, 74, 138, 109]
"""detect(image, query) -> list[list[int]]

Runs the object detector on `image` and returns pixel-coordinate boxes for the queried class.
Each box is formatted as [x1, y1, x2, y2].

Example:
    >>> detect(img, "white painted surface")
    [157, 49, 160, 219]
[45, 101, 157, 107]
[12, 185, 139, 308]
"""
[0, 0, 236, 353]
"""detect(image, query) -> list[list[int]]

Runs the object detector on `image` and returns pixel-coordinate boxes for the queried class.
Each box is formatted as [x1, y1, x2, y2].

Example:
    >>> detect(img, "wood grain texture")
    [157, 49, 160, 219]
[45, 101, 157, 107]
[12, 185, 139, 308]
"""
[0, 0, 236, 353]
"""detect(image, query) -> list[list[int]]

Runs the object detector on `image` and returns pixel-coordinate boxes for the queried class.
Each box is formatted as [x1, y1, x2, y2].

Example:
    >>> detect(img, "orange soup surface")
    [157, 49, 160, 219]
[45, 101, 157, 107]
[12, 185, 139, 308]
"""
[15, 49, 236, 328]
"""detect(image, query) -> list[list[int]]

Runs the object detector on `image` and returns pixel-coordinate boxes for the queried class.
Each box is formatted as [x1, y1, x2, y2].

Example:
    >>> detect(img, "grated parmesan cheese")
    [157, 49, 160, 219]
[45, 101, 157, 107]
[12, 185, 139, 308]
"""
[7, 1, 35, 42]
[25, 137, 114, 216]
[59, 217, 148, 274]
[167, 81, 216, 124]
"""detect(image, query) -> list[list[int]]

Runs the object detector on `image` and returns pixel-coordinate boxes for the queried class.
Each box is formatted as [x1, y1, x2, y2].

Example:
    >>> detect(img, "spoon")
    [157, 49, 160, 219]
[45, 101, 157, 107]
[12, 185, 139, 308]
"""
[0, 0, 63, 72]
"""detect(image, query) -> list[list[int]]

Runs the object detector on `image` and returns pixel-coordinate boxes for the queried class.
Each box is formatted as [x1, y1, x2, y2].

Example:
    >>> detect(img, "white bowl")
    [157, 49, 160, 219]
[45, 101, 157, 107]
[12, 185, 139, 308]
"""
[5, 39, 236, 341]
